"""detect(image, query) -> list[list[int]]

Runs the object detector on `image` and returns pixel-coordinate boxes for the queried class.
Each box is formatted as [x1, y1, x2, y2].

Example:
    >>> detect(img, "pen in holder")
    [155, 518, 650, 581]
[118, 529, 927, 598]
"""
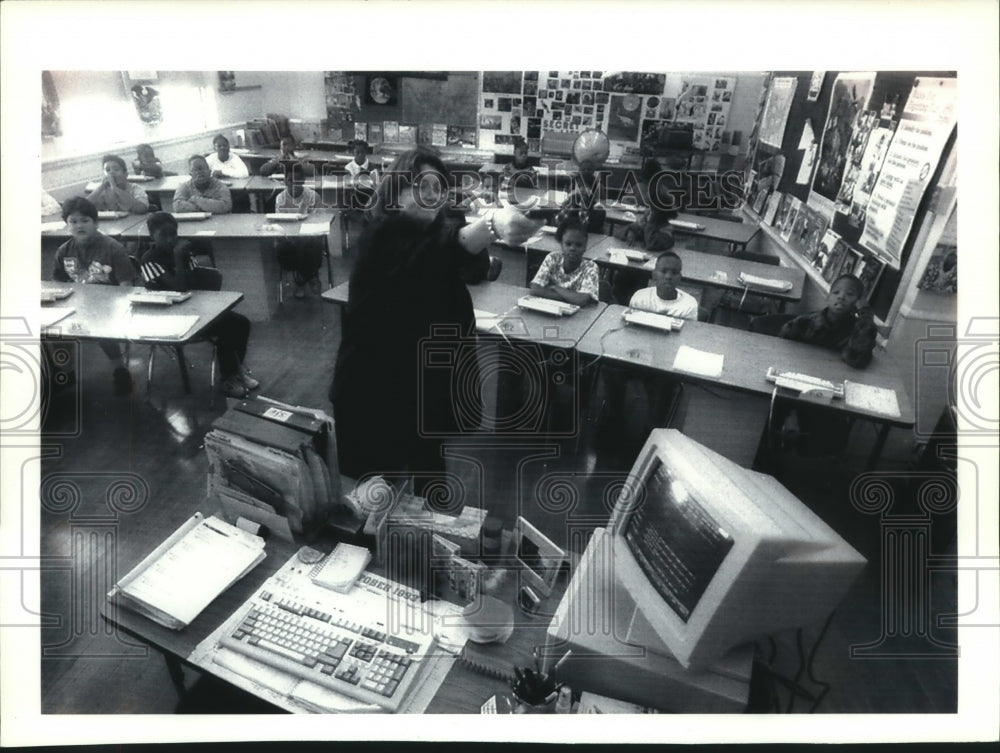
[509, 648, 572, 711]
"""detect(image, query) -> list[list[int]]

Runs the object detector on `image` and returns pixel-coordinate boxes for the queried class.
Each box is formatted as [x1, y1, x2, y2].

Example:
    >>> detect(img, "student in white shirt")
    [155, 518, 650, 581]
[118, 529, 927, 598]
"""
[205, 134, 249, 179]
[628, 251, 699, 319]
[274, 163, 324, 298]
[343, 140, 372, 179]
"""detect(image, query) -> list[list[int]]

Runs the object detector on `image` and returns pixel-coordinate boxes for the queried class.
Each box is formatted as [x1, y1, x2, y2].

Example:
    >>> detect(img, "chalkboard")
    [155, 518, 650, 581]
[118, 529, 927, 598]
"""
[401, 73, 478, 127]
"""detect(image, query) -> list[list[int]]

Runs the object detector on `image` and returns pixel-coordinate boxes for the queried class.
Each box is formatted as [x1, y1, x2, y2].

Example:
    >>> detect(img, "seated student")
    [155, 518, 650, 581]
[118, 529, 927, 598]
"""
[51, 197, 135, 395]
[273, 163, 325, 298]
[87, 154, 149, 214]
[628, 251, 699, 319]
[139, 212, 258, 398]
[623, 159, 678, 252]
[504, 136, 534, 178]
[259, 136, 315, 177]
[780, 273, 877, 369]
[172, 155, 233, 214]
[770, 273, 878, 459]
[133, 144, 167, 179]
[206, 134, 249, 179]
[557, 159, 607, 234]
[343, 140, 373, 180]
[529, 216, 600, 307]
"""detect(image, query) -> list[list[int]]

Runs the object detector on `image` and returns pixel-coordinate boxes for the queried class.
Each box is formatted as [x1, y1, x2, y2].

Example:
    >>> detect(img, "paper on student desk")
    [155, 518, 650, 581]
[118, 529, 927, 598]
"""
[673, 345, 725, 378]
[128, 313, 200, 340]
[109, 513, 265, 629]
[40, 307, 76, 329]
[845, 381, 901, 418]
[300, 222, 330, 235]
[41, 221, 67, 233]
[194, 230, 216, 236]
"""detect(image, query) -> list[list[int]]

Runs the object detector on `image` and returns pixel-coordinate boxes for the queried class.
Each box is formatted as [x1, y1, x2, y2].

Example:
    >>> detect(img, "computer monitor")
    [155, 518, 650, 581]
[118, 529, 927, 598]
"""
[606, 428, 867, 671]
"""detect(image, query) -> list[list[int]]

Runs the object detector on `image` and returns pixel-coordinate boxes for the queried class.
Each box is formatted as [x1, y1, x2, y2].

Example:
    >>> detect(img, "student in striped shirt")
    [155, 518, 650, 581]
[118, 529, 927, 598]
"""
[139, 212, 258, 398]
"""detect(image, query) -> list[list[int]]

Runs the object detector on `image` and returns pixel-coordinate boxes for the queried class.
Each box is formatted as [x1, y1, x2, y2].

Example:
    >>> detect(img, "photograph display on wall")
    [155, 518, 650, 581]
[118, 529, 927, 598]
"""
[811, 72, 876, 208]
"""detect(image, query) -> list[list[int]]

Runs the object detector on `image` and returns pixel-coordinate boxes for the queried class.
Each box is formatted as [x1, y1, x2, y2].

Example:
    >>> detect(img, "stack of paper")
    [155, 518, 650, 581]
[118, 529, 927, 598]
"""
[845, 381, 901, 418]
[108, 513, 266, 630]
[128, 313, 200, 340]
[673, 345, 725, 377]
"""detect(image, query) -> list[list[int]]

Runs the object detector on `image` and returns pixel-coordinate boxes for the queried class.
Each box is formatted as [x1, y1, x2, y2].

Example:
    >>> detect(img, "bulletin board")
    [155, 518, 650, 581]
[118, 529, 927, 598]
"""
[479, 70, 737, 158]
[747, 70, 957, 320]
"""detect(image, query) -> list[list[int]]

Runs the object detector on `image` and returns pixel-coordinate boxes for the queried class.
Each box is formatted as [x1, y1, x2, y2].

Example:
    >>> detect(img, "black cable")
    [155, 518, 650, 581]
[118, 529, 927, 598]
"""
[805, 610, 836, 713]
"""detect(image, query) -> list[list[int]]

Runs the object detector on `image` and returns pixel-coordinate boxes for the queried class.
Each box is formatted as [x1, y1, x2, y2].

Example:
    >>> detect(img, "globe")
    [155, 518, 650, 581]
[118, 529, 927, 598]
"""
[572, 129, 610, 167]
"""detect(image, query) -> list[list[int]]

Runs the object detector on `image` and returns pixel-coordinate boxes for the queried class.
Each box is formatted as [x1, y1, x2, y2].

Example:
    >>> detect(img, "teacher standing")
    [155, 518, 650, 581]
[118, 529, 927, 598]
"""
[331, 147, 541, 503]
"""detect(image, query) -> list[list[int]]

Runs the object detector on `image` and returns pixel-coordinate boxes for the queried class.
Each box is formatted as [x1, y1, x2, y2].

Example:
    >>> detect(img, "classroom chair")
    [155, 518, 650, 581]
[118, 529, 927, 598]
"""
[143, 265, 223, 405]
[712, 253, 784, 329]
[748, 312, 795, 336]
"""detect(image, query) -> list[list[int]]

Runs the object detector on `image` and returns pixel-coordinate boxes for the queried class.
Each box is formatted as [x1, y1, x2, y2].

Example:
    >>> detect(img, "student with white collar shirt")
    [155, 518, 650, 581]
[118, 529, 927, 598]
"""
[205, 134, 249, 179]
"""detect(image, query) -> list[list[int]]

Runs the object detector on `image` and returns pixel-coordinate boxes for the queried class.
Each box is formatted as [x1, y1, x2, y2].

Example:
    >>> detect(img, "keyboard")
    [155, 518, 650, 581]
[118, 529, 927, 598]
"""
[128, 291, 192, 305]
[216, 550, 437, 712]
[41, 288, 74, 302]
[517, 295, 580, 316]
[738, 272, 793, 292]
[669, 219, 705, 231]
[623, 309, 684, 332]
[172, 212, 212, 221]
[766, 367, 844, 399]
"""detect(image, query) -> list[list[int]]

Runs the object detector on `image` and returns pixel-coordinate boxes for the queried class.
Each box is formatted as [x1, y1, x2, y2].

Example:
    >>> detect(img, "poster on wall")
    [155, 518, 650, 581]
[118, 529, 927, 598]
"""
[845, 124, 894, 228]
[833, 109, 878, 215]
[807, 71, 825, 101]
[810, 72, 876, 211]
[607, 94, 643, 142]
[601, 71, 666, 94]
[758, 77, 797, 148]
[860, 77, 957, 268]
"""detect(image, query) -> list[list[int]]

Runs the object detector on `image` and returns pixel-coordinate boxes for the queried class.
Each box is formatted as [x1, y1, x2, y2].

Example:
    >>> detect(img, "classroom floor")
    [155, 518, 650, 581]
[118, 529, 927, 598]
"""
[35, 234, 958, 715]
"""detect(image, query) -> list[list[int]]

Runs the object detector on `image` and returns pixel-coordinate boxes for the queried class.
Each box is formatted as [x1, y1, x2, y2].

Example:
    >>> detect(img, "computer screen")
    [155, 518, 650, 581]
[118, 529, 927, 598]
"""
[608, 429, 867, 670]
[622, 459, 734, 623]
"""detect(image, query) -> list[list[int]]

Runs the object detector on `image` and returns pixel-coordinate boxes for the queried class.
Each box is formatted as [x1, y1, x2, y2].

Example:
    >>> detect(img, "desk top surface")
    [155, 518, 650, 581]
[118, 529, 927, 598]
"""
[577, 304, 914, 425]
[324, 280, 607, 348]
[40, 282, 243, 344]
[41, 213, 148, 238]
[126, 210, 336, 239]
[86, 175, 251, 194]
[588, 243, 806, 301]
[243, 174, 354, 192]
[101, 523, 563, 714]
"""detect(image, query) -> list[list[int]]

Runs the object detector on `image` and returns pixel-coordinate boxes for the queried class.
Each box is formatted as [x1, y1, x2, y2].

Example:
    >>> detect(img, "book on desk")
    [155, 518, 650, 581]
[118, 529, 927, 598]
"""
[108, 512, 266, 630]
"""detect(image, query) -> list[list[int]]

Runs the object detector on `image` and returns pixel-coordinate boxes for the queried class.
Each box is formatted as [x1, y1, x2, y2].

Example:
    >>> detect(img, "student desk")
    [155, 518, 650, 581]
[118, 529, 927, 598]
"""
[575, 304, 914, 469]
[126, 212, 337, 322]
[584, 242, 806, 309]
[40, 282, 244, 394]
[322, 280, 607, 435]
[232, 148, 359, 175]
[602, 205, 761, 252]
[99, 529, 567, 714]
[85, 176, 253, 212]
[41, 213, 148, 241]
[322, 279, 607, 348]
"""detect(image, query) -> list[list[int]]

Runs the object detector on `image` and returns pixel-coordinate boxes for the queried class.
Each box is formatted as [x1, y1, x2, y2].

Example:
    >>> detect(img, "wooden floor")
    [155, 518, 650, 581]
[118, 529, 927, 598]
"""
[36, 233, 958, 715]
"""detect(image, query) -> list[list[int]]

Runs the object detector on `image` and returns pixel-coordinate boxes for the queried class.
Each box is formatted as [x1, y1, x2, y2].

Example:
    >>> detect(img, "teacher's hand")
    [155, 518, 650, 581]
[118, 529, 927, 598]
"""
[492, 205, 544, 246]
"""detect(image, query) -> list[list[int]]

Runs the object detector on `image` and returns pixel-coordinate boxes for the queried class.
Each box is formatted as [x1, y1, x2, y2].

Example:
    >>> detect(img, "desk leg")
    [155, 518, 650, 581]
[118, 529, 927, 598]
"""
[163, 652, 187, 700]
[866, 423, 890, 471]
[173, 345, 193, 393]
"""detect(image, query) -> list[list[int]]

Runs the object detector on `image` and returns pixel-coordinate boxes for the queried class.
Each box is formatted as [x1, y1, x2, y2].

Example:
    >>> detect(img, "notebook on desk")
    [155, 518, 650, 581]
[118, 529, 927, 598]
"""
[172, 212, 212, 221]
